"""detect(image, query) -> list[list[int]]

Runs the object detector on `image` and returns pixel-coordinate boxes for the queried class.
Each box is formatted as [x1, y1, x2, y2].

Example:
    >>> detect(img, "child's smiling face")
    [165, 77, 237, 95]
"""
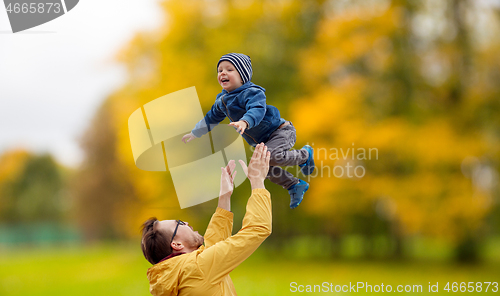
[218, 61, 243, 92]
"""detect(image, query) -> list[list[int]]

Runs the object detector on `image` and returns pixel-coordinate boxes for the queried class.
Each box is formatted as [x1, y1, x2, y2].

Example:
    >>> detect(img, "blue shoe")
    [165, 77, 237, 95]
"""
[299, 145, 315, 175]
[288, 180, 309, 209]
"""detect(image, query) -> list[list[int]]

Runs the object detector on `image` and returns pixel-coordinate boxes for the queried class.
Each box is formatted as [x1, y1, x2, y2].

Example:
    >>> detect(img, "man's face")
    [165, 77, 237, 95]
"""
[218, 61, 243, 92]
[157, 220, 204, 250]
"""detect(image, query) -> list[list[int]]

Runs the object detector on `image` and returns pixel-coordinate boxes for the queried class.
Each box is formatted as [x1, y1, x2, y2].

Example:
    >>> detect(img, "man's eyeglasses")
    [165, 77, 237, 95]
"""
[171, 220, 186, 242]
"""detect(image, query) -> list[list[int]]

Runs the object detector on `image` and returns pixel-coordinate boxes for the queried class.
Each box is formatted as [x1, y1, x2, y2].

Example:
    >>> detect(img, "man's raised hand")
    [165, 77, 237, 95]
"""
[219, 160, 236, 211]
[239, 143, 270, 190]
[220, 160, 237, 197]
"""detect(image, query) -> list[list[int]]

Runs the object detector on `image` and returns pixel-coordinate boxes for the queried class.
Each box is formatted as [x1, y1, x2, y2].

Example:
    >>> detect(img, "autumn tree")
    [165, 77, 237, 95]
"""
[0, 150, 68, 224]
[291, 0, 500, 261]
[72, 102, 138, 241]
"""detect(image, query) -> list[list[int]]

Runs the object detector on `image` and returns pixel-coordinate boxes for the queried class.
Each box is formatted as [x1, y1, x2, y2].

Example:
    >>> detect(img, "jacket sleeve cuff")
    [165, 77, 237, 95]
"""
[240, 116, 254, 129]
[251, 188, 270, 196]
[215, 207, 234, 219]
[191, 129, 202, 138]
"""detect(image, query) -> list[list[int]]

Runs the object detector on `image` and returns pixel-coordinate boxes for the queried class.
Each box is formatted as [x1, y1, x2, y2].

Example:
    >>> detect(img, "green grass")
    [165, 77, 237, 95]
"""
[0, 243, 499, 296]
[0, 243, 150, 296]
[233, 254, 500, 295]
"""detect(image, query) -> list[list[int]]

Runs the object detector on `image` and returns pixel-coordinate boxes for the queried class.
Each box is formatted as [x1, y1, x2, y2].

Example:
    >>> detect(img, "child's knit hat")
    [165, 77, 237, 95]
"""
[217, 53, 252, 84]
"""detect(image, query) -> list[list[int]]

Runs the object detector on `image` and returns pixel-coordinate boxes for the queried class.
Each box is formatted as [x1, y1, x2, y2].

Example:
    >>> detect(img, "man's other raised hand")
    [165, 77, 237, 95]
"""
[238, 143, 270, 190]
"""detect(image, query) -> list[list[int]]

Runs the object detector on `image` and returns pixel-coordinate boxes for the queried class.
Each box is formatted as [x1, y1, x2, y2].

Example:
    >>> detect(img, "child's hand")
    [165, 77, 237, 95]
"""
[229, 120, 248, 135]
[182, 132, 196, 143]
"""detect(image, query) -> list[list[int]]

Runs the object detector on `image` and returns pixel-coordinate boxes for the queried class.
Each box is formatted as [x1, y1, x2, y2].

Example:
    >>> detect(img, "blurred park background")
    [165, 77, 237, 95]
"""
[1, 0, 500, 295]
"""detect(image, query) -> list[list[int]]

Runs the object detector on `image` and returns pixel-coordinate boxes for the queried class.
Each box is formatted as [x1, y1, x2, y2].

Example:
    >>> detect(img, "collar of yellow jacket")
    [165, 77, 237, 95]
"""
[146, 246, 206, 296]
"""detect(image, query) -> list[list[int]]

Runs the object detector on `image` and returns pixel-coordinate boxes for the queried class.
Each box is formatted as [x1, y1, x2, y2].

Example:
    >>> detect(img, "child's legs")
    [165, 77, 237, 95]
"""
[267, 166, 299, 190]
[265, 122, 309, 167]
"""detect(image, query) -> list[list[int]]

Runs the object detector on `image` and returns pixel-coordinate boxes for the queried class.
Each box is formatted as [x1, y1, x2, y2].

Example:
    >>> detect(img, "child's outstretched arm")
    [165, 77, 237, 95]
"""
[182, 102, 227, 143]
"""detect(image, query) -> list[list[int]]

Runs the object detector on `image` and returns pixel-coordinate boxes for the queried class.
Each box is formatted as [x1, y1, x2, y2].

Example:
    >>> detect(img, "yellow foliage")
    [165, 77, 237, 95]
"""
[289, 1, 496, 243]
[0, 149, 31, 186]
[0, 149, 32, 215]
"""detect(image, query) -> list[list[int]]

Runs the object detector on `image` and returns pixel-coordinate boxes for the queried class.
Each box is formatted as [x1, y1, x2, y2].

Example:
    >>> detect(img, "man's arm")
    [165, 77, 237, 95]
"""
[203, 208, 234, 249]
[198, 144, 272, 284]
[198, 188, 271, 284]
[217, 159, 236, 211]
[204, 160, 237, 247]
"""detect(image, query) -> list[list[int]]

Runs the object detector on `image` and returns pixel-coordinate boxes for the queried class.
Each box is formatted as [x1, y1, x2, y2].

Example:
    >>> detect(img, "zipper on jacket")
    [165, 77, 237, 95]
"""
[221, 94, 259, 144]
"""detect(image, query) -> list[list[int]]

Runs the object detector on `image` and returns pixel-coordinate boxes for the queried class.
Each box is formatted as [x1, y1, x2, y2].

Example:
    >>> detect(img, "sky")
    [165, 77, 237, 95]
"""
[0, 0, 163, 167]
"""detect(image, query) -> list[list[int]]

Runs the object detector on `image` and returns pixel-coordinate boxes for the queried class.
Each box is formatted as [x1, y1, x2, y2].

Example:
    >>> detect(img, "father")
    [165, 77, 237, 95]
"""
[141, 143, 272, 295]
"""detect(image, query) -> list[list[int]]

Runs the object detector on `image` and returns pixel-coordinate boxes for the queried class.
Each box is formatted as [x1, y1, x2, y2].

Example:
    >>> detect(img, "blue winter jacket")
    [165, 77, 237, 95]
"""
[191, 82, 285, 146]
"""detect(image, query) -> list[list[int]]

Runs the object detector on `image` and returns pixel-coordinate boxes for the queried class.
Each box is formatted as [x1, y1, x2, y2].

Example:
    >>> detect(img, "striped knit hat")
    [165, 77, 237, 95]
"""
[217, 53, 253, 84]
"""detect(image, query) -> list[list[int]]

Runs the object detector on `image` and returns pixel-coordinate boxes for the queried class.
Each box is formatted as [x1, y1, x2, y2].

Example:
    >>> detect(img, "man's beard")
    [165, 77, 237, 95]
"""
[196, 234, 204, 248]
[189, 234, 204, 249]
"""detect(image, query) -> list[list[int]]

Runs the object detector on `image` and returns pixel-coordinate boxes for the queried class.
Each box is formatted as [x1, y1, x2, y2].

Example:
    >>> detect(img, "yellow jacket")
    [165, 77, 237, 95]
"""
[147, 188, 272, 296]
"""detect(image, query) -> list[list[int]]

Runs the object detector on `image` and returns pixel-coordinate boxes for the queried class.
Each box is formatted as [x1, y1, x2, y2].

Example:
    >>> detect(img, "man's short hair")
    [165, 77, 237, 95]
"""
[141, 217, 173, 265]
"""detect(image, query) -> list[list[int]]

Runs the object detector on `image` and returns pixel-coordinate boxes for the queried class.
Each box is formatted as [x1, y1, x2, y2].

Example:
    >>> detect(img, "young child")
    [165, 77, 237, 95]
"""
[182, 53, 314, 209]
